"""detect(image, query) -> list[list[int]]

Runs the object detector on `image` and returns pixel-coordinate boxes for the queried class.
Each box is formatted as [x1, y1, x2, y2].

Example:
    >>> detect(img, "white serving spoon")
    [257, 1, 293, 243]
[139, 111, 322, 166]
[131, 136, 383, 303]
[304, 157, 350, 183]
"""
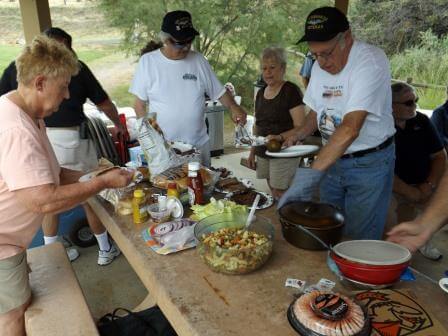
[245, 194, 260, 229]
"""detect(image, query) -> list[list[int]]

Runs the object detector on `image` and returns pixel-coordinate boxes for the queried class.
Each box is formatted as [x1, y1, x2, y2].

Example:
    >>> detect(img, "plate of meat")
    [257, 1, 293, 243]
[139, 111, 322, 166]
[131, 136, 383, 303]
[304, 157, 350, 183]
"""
[214, 177, 253, 194]
[225, 190, 274, 210]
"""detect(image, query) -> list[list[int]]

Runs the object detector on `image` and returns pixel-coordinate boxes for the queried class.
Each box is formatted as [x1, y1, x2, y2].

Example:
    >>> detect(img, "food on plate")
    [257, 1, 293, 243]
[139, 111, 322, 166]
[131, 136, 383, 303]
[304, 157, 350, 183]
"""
[152, 164, 214, 189]
[225, 184, 249, 193]
[198, 227, 273, 274]
[210, 166, 231, 178]
[266, 139, 282, 152]
[230, 190, 267, 207]
[216, 177, 239, 189]
[136, 166, 149, 180]
[292, 291, 366, 336]
[190, 197, 247, 221]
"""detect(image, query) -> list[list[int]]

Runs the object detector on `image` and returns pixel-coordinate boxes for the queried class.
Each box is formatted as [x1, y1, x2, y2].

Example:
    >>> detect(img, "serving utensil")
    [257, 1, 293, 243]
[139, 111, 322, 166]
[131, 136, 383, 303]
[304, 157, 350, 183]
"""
[246, 194, 260, 229]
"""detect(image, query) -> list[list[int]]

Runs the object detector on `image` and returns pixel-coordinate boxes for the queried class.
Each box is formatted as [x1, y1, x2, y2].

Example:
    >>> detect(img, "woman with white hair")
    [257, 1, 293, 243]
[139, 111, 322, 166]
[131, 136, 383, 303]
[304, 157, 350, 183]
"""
[0, 35, 132, 335]
[247, 47, 306, 199]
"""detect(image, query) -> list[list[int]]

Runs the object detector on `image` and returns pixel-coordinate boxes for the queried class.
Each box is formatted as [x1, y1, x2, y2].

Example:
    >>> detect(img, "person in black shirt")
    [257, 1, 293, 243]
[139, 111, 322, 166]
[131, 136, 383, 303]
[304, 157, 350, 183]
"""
[0, 27, 125, 265]
[388, 82, 446, 260]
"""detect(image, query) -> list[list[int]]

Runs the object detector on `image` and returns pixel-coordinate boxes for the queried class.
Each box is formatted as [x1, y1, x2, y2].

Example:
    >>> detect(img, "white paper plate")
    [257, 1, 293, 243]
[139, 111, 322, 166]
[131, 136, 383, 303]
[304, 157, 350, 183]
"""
[266, 145, 319, 158]
[79, 166, 118, 182]
[225, 190, 274, 210]
[439, 278, 448, 294]
[215, 178, 254, 193]
[333, 240, 411, 266]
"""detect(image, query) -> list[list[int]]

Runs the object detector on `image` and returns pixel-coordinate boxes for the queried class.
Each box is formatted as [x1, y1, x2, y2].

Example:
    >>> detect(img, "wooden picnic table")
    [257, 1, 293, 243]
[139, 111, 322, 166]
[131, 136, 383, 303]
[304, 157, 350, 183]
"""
[88, 196, 448, 336]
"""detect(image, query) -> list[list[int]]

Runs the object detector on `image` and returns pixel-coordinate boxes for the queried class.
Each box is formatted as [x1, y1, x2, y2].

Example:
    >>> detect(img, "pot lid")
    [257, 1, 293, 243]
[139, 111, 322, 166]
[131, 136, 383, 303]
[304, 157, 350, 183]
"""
[333, 240, 411, 265]
[278, 201, 344, 228]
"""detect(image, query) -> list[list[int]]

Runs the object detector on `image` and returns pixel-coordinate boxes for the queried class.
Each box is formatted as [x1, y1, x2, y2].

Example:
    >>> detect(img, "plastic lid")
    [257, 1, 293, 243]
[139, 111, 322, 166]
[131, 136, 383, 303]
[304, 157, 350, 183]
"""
[333, 240, 411, 266]
[133, 189, 145, 198]
[188, 161, 200, 171]
[167, 196, 184, 219]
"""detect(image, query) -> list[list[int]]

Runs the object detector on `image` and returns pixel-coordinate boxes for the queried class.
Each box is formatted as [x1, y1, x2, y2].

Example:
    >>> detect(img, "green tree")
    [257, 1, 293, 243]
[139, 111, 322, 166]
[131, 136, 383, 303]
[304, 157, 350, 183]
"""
[350, 0, 448, 55]
[97, 0, 329, 108]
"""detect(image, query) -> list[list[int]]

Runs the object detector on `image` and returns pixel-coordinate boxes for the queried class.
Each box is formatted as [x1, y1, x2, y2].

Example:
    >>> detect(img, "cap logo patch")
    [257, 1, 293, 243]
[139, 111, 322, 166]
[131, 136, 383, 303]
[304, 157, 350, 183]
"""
[175, 17, 193, 31]
[307, 15, 327, 30]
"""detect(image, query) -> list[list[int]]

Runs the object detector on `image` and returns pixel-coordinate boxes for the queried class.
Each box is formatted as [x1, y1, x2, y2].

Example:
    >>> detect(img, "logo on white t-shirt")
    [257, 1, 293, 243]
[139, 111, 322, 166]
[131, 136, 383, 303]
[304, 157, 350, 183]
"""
[183, 73, 197, 81]
[319, 109, 342, 144]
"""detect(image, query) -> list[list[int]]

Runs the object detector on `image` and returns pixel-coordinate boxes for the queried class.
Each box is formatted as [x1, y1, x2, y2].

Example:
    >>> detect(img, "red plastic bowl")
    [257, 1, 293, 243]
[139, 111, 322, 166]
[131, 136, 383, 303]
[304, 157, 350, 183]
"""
[331, 252, 409, 285]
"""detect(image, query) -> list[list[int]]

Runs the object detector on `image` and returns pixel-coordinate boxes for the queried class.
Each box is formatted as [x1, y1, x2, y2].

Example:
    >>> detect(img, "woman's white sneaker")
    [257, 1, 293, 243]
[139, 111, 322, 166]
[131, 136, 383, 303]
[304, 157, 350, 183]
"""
[97, 242, 121, 266]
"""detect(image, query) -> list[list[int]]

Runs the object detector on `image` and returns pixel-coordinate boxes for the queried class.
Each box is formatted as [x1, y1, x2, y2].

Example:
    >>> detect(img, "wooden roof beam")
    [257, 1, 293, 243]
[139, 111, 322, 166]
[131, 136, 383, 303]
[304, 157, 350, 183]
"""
[19, 0, 51, 44]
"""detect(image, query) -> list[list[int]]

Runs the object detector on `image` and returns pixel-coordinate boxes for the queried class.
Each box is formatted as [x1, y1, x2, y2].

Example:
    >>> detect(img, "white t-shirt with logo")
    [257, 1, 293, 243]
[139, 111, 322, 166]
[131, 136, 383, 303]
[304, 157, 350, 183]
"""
[304, 40, 395, 154]
[130, 49, 226, 146]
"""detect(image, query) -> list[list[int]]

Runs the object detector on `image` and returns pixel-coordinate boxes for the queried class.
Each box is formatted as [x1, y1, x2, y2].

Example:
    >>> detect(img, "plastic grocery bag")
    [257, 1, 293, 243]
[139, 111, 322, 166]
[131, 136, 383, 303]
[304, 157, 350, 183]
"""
[136, 117, 174, 176]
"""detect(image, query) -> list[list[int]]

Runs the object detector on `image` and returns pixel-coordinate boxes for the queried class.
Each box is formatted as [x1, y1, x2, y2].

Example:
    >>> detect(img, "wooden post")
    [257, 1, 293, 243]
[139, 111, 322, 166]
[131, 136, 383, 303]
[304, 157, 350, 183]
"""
[335, 0, 349, 15]
[18, 0, 52, 44]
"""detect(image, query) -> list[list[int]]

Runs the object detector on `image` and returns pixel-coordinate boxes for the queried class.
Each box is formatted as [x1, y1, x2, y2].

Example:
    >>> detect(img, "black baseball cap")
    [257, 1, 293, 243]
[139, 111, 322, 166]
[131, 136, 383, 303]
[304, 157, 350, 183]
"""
[161, 10, 199, 41]
[297, 6, 349, 44]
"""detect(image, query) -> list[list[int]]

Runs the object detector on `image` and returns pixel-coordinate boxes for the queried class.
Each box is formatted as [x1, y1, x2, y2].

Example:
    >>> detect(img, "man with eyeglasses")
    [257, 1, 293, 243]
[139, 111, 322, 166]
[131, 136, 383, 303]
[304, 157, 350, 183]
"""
[387, 82, 446, 260]
[279, 7, 396, 240]
[130, 10, 247, 166]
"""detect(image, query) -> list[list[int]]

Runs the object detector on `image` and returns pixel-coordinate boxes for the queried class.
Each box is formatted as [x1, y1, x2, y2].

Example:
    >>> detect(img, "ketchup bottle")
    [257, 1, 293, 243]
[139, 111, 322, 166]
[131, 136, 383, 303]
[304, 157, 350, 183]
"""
[187, 162, 204, 205]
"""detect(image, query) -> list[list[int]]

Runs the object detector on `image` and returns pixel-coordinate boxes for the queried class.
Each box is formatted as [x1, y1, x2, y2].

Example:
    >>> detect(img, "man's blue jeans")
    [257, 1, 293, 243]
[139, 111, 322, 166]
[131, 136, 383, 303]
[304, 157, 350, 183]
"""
[320, 144, 395, 240]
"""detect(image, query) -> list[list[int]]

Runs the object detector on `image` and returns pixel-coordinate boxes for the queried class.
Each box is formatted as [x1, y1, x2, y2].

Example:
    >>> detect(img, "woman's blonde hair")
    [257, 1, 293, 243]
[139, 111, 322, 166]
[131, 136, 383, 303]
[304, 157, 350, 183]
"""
[16, 34, 79, 86]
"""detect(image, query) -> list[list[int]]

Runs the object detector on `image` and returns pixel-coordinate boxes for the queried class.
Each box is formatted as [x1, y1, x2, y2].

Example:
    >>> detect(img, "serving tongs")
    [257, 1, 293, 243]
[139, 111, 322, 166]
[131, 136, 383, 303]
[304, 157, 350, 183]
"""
[235, 124, 266, 146]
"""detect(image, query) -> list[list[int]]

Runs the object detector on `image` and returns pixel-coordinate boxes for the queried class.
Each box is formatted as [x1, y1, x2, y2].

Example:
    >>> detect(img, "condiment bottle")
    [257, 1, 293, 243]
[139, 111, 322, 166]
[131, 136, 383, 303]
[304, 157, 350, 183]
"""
[132, 189, 148, 224]
[167, 181, 179, 199]
[187, 161, 204, 206]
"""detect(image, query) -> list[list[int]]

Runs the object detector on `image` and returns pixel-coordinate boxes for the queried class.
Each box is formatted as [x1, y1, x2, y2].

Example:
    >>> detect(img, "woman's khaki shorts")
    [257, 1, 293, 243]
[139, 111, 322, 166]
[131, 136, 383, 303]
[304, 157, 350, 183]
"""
[256, 156, 301, 190]
[0, 252, 31, 314]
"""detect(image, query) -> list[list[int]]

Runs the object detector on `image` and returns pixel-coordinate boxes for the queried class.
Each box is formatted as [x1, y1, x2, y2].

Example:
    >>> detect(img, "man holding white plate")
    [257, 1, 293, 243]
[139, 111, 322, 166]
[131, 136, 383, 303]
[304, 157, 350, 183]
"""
[279, 7, 395, 240]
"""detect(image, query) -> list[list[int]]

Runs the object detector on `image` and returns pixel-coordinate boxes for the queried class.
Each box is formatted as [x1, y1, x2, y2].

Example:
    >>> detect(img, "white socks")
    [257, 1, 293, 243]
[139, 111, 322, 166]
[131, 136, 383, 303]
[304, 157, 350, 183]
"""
[95, 231, 111, 251]
[43, 235, 58, 245]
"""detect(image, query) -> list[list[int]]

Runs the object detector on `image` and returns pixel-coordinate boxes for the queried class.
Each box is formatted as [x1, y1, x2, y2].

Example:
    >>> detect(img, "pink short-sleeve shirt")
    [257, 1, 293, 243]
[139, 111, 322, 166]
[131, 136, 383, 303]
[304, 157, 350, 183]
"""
[0, 95, 60, 260]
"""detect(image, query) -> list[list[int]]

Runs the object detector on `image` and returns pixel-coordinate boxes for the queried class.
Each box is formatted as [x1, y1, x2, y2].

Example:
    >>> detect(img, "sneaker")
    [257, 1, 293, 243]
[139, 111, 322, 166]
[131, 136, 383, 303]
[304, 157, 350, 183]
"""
[97, 242, 121, 266]
[66, 247, 80, 262]
[419, 243, 443, 261]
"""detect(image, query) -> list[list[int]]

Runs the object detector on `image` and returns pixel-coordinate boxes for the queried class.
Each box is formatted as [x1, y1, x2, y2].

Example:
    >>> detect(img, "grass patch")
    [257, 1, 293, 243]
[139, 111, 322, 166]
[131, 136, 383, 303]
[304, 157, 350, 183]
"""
[109, 83, 134, 107]
[0, 45, 21, 72]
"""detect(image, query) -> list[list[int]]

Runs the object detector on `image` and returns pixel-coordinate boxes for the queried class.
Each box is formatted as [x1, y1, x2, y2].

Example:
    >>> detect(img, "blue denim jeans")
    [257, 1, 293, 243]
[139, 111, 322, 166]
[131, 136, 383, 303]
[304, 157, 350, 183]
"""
[320, 143, 395, 240]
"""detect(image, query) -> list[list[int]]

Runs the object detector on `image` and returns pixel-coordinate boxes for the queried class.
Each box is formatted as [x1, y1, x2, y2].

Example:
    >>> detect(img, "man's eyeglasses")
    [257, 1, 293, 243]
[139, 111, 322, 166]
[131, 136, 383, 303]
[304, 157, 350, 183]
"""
[394, 97, 419, 107]
[169, 37, 194, 49]
[310, 35, 342, 61]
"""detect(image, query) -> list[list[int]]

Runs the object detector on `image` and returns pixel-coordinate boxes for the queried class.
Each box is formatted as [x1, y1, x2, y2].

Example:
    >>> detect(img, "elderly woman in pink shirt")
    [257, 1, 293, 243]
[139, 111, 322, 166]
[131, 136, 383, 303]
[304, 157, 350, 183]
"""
[0, 35, 133, 335]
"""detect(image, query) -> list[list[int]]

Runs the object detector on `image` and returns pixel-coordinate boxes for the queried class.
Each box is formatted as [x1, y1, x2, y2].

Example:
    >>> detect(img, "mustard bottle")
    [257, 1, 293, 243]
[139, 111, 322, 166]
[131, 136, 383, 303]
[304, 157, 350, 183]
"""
[132, 189, 148, 224]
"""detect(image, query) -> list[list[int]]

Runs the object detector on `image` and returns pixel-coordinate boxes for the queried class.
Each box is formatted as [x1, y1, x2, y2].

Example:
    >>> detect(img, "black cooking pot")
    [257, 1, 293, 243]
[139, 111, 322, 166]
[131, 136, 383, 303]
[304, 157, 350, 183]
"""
[278, 201, 344, 250]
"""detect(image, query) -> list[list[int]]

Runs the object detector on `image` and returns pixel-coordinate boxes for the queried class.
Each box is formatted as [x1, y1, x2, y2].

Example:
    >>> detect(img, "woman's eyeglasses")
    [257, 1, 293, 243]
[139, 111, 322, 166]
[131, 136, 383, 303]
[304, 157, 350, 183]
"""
[169, 37, 194, 49]
[394, 97, 419, 107]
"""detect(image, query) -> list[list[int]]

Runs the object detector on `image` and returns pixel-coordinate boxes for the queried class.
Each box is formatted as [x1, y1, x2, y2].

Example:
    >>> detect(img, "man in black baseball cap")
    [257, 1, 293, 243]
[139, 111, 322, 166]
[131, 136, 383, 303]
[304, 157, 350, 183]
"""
[161, 10, 199, 41]
[297, 6, 349, 43]
[280, 6, 396, 241]
[129, 10, 247, 167]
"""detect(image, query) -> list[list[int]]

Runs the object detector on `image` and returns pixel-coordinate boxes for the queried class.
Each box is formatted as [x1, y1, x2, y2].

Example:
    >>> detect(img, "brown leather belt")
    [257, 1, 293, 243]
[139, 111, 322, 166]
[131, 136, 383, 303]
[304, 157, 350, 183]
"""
[340, 136, 394, 159]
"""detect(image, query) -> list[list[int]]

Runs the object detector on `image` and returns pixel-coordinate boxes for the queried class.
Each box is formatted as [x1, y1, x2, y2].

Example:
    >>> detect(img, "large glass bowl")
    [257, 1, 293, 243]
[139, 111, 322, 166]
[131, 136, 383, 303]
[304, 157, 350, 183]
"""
[194, 212, 274, 275]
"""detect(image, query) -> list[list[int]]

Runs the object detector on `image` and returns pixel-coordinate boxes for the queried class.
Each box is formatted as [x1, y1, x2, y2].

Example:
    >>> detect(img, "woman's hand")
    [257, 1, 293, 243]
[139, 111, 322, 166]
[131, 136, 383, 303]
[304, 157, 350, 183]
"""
[247, 148, 257, 170]
[99, 168, 134, 189]
[283, 134, 301, 148]
[266, 134, 283, 143]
